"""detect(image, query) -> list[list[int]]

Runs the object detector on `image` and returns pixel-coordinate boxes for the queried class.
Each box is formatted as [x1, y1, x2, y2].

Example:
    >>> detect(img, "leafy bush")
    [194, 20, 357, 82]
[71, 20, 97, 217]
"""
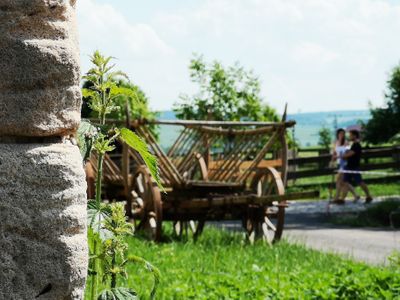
[362, 198, 400, 226]
[332, 198, 400, 227]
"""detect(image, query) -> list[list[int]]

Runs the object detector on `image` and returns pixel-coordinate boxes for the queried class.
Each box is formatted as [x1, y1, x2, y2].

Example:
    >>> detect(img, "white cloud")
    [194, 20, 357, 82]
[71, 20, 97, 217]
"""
[77, 0, 174, 75]
[292, 42, 338, 64]
[76, 0, 179, 110]
[150, 0, 400, 112]
[77, 0, 172, 57]
[77, 0, 400, 113]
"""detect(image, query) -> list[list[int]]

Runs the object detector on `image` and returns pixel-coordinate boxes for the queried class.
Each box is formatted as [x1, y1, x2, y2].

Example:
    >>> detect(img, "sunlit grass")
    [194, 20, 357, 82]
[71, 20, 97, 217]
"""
[119, 226, 400, 299]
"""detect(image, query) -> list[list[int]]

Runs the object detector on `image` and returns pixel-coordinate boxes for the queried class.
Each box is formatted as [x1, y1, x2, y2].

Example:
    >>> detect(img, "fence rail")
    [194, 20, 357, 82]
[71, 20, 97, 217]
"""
[287, 146, 400, 184]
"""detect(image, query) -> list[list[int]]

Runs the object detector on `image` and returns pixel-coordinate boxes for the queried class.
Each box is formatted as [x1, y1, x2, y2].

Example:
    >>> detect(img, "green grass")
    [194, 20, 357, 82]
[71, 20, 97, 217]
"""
[331, 198, 400, 227]
[288, 182, 400, 200]
[99, 226, 400, 299]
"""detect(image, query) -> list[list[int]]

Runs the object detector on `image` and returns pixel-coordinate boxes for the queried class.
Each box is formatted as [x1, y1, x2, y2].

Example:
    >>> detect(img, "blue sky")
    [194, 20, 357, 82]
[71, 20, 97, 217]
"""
[77, 0, 400, 114]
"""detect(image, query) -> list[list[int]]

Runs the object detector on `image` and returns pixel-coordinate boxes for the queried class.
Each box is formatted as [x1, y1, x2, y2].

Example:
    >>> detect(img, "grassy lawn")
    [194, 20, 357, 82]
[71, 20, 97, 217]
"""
[288, 182, 400, 200]
[110, 226, 400, 299]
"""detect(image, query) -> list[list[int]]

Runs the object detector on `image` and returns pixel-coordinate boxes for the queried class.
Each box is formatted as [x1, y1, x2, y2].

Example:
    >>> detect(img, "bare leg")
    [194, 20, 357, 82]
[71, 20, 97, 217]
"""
[341, 183, 349, 200]
[360, 182, 372, 199]
[347, 184, 360, 201]
[334, 173, 343, 200]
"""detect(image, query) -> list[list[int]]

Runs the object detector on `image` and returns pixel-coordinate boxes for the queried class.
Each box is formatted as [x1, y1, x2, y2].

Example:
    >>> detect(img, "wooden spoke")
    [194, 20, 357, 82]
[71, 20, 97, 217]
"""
[243, 167, 286, 244]
[130, 166, 162, 241]
[173, 220, 206, 241]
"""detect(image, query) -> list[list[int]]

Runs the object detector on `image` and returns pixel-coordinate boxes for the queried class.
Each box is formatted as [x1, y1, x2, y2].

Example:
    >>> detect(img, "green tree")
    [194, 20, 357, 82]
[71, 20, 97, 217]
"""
[364, 63, 400, 144]
[318, 127, 332, 150]
[106, 79, 158, 122]
[174, 55, 279, 122]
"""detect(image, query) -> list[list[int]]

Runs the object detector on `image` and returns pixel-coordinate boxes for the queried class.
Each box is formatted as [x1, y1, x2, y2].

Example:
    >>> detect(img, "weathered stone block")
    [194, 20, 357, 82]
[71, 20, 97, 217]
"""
[0, 0, 81, 137]
[0, 143, 87, 299]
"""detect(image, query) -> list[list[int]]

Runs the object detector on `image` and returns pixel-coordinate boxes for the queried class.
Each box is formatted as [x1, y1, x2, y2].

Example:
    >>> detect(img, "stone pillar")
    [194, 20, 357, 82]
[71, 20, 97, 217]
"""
[0, 1, 87, 299]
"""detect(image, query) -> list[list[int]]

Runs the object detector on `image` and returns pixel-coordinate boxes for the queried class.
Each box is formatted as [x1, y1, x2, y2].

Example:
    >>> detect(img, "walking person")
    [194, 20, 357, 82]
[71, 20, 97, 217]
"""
[341, 130, 373, 203]
[331, 128, 359, 204]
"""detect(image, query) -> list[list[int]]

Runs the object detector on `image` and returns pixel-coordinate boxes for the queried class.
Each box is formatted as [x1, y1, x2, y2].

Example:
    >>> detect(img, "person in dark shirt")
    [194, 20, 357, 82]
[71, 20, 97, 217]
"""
[341, 130, 373, 203]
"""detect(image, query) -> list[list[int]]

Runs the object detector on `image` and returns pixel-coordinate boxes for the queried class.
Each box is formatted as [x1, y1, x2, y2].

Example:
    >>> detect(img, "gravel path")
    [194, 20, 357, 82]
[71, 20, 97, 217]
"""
[284, 198, 400, 265]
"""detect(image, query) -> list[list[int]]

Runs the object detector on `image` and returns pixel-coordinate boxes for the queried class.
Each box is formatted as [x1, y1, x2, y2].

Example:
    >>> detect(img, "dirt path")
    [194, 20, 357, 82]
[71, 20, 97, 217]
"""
[284, 199, 400, 265]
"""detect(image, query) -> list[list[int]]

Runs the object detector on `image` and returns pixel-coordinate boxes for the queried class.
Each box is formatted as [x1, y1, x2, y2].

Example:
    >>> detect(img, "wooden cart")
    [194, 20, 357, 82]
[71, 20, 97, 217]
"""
[87, 111, 318, 243]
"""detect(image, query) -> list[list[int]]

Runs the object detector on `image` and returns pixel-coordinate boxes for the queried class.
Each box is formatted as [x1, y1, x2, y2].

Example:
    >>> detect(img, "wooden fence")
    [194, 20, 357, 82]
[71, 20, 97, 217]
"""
[287, 145, 400, 186]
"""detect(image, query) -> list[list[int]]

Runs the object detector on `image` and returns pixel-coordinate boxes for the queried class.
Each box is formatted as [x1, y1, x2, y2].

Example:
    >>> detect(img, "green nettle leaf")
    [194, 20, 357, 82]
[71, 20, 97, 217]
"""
[77, 120, 98, 162]
[98, 287, 138, 300]
[84, 51, 161, 300]
[127, 255, 161, 300]
[118, 128, 163, 191]
[87, 200, 113, 239]
[109, 86, 140, 106]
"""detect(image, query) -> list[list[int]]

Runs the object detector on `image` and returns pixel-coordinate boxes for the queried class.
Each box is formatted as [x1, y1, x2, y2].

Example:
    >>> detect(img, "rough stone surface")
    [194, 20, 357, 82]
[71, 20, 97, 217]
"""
[0, 0, 81, 136]
[0, 143, 87, 299]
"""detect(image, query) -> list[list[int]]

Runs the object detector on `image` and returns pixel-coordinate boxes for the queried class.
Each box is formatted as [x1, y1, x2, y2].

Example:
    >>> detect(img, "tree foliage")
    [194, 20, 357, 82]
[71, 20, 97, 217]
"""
[174, 55, 279, 122]
[364, 64, 400, 144]
[105, 80, 158, 122]
[318, 127, 332, 150]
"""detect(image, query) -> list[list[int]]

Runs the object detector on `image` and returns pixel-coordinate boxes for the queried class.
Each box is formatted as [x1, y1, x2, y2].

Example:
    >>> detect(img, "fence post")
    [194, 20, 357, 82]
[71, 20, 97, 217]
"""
[393, 146, 400, 171]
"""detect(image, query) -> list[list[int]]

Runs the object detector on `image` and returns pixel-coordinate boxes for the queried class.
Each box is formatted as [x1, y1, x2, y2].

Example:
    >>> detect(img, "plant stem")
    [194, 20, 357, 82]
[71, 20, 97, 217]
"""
[111, 244, 117, 289]
[96, 153, 104, 205]
[90, 153, 104, 300]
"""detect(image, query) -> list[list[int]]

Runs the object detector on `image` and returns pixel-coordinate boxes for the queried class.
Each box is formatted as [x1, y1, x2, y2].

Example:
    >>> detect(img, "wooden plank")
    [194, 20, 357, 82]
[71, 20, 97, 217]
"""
[97, 118, 296, 128]
[238, 130, 281, 182]
[239, 159, 283, 170]
[165, 190, 320, 209]
[208, 159, 283, 171]
[147, 119, 296, 127]
[290, 175, 400, 189]
[290, 147, 398, 166]
[288, 162, 398, 180]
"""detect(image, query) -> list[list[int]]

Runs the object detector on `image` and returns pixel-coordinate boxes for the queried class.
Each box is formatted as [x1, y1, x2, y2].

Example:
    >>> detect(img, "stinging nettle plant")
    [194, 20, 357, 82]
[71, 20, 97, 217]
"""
[78, 50, 161, 300]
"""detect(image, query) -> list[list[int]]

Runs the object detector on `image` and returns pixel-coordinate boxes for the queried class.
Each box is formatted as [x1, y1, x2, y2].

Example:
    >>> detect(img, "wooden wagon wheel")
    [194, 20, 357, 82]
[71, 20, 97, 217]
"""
[244, 167, 286, 244]
[173, 152, 207, 241]
[173, 219, 205, 241]
[131, 166, 162, 241]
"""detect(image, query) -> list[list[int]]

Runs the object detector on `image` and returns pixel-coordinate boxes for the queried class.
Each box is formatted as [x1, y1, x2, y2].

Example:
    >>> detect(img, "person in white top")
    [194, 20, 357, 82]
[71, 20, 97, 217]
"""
[331, 128, 359, 204]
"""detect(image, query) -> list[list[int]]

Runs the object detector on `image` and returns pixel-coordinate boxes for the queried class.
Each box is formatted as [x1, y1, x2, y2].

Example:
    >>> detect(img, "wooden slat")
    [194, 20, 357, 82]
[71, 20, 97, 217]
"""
[165, 190, 320, 209]
[238, 159, 283, 170]
[147, 119, 296, 127]
[137, 126, 184, 185]
[238, 130, 281, 182]
[287, 161, 398, 180]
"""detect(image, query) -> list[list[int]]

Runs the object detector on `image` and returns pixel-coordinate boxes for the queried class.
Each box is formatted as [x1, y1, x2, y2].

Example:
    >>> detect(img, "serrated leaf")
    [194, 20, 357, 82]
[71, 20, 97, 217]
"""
[77, 120, 97, 162]
[87, 200, 113, 240]
[98, 287, 138, 300]
[118, 128, 163, 191]
[127, 255, 161, 299]
[109, 87, 139, 106]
